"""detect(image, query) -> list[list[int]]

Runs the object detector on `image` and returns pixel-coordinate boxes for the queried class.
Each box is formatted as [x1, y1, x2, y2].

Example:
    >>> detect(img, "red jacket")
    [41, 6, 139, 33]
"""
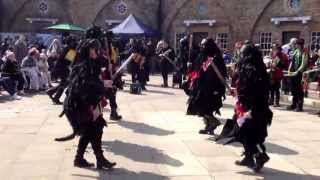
[271, 52, 289, 82]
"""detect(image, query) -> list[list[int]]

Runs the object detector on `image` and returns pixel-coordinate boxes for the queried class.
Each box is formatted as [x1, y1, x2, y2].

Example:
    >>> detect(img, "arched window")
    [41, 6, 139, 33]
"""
[39, 0, 49, 15]
[117, 2, 128, 15]
[288, 0, 300, 10]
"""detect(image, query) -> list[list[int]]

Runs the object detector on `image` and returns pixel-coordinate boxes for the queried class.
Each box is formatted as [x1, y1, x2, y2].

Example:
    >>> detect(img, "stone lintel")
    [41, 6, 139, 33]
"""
[105, 20, 122, 26]
[271, 16, 312, 25]
[26, 17, 59, 24]
[183, 19, 217, 27]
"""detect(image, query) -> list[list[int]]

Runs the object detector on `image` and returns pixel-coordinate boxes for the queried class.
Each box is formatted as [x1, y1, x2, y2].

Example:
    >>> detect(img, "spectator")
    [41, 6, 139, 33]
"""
[38, 49, 50, 89]
[269, 44, 289, 107]
[14, 35, 28, 65]
[21, 48, 41, 92]
[1, 50, 25, 95]
[232, 41, 243, 64]
[223, 50, 232, 64]
[282, 38, 297, 58]
[303, 49, 320, 98]
[287, 39, 308, 112]
[0, 76, 22, 100]
[47, 39, 62, 74]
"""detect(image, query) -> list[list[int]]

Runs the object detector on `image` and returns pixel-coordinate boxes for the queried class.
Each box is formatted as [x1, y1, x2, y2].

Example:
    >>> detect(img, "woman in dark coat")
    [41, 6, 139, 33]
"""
[233, 43, 273, 173]
[185, 38, 227, 135]
[60, 39, 116, 169]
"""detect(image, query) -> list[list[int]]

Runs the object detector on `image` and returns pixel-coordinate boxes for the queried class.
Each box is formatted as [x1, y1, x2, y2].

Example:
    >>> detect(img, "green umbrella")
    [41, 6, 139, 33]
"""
[46, 23, 85, 32]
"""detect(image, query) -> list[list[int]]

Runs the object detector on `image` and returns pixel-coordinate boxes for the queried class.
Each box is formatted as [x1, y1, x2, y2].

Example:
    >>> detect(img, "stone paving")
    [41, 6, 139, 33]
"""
[0, 75, 320, 180]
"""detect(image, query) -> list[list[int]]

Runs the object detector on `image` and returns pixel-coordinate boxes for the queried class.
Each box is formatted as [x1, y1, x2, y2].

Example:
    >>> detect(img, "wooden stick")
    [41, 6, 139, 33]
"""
[188, 34, 193, 62]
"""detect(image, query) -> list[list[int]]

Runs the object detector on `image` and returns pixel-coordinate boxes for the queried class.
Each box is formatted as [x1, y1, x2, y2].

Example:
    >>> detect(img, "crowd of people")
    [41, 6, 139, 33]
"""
[0, 35, 51, 100]
[1, 26, 320, 173]
[220, 38, 320, 114]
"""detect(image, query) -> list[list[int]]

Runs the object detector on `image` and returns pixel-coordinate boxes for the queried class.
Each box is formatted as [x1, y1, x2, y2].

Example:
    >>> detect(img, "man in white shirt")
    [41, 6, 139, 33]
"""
[282, 38, 297, 57]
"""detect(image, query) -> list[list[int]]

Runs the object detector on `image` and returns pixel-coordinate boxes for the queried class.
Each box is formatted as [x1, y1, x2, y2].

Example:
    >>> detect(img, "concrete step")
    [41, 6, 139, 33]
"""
[280, 94, 320, 109]
[306, 90, 320, 99]
[309, 82, 319, 91]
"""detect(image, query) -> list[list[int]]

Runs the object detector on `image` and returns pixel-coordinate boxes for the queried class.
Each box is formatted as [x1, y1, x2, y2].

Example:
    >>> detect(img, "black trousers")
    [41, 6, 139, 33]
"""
[76, 118, 105, 160]
[131, 63, 139, 83]
[47, 77, 68, 100]
[290, 72, 304, 108]
[281, 77, 291, 94]
[242, 140, 266, 157]
[7, 73, 25, 91]
[270, 81, 281, 104]
[137, 68, 147, 87]
[160, 61, 170, 85]
[105, 89, 118, 114]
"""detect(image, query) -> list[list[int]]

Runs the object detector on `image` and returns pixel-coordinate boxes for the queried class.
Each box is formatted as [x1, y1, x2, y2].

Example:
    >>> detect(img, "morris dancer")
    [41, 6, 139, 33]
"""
[184, 38, 227, 135]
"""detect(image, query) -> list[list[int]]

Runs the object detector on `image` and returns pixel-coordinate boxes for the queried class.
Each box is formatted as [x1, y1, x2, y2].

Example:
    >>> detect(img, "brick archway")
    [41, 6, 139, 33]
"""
[162, 0, 233, 37]
[249, 0, 275, 39]
[7, 0, 31, 31]
[7, 0, 73, 32]
[92, 0, 114, 24]
[92, 0, 157, 30]
[161, 0, 189, 35]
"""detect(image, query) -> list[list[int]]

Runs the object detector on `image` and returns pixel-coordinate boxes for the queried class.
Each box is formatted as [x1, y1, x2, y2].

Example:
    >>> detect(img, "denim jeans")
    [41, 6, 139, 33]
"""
[0, 77, 16, 95]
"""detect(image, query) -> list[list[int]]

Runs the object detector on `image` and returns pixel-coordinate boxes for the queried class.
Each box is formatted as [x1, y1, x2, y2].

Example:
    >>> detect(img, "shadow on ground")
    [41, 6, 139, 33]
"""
[117, 120, 175, 136]
[0, 91, 48, 103]
[213, 137, 298, 155]
[276, 105, 319, 115]
[145, 89, 176, 95]
[73, 168, 169, 180]
[102, 140, 183, 167]
[238, 167, 320, 180]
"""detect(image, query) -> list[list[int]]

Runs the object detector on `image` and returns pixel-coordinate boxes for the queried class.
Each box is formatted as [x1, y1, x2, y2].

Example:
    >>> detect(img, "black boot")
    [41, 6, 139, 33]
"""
[206, 116, 221, 135]
[286, 104, 296, 110]
[74, 157, 95, 168]
[74, 136, 94, 168]
[199, 126, 210, 134]
[254, 152, 270, 173]
[162, 79, 168, 88]
[92, 132, 116, 170]
[96, 155, 117, 170]
[295, 101, 303, 112]
[199, 116, 221, 135]
[235, 152, 255, 167]
[199, 117, 210, 134]
[110, 110, 122, 121]
[268, 98, 274, 106]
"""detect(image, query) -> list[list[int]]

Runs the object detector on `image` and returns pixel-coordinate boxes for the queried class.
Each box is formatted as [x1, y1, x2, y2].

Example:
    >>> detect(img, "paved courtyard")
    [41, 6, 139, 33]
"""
[0, 75, 320, 180]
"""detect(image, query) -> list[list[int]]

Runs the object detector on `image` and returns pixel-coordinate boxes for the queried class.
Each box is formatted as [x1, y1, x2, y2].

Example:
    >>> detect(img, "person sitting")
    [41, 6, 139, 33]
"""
[0, 76, 22, 100]
[0, 57, 21, 100]
[21, 48, 41, 92]
[1, 50, 25, 95]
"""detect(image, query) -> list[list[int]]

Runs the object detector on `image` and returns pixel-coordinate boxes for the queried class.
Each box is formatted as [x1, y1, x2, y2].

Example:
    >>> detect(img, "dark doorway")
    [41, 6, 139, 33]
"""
[282, 31, 300, 45]
[193, 32, 208, 46]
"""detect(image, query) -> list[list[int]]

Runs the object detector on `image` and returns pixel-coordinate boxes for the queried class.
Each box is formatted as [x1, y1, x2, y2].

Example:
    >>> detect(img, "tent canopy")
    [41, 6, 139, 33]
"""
[111, 14, 159, 37]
